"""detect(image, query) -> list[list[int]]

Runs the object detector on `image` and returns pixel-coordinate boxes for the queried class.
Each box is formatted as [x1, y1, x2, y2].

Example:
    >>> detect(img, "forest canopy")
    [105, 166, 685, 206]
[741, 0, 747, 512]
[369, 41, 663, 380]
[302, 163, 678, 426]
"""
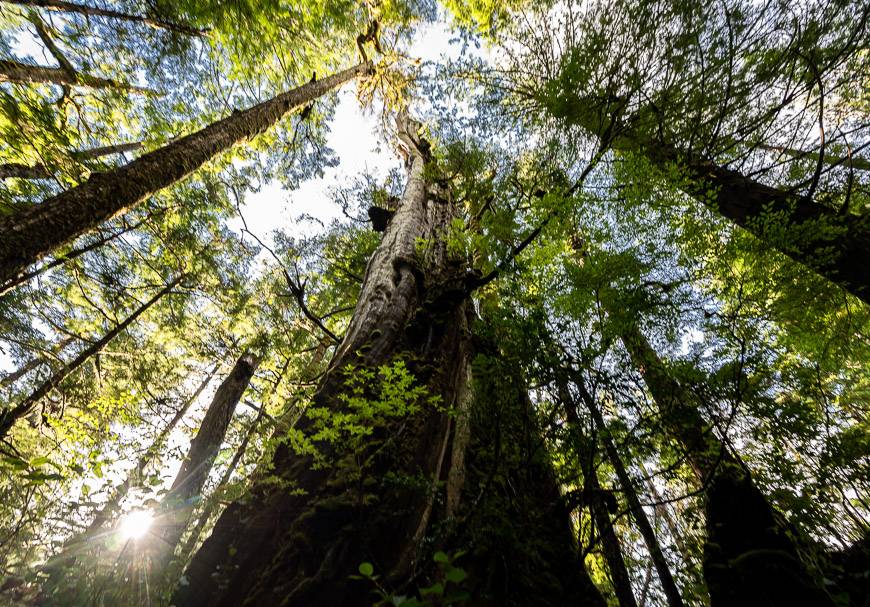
[0, 0, 867, 606]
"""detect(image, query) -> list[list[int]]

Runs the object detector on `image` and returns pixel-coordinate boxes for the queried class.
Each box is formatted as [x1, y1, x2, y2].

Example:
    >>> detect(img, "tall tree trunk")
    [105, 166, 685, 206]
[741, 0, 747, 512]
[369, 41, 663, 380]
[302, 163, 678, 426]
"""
[0, 141, 143, 180]
[151, 350, 260, 575]
[555, 377, 639, 607]
[0, 276, 181, 439]
[0, 336, 73, 389]
[551, 99, 870, 304]
[457, 351, 607, 607]
[4, 0, 207, 36]
[0, 63, 370, 287]
[174, 115, 606, 607]
[571, 376, 685, 607]
[634, 137, 870, 305]
[175, 392, 266, 566]
[177, 356, 289, 566]
[611, 315, 837, 607]
[0, 59, 155, 93]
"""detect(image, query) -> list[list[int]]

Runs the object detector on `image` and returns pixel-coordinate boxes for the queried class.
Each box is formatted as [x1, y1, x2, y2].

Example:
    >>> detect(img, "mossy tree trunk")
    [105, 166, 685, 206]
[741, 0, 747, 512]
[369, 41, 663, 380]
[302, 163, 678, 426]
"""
[174, 115, 606, 607]
[0, 63, 370, 287]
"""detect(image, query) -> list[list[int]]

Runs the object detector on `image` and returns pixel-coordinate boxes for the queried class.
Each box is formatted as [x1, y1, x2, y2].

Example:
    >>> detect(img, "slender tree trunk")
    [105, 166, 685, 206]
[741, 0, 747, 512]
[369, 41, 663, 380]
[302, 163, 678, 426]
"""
[758, 143, 870, 172]
[555, 378, 638, 607]
[0, 63, 370, 287]
[637, 459, 694, 565]
[176, 393, 265, 566]
[0, 141, 143, 180]
[174, 115, 606, 607]
[0, 336, 73, 389]
[152, 350, 260, 572]
[0, 276, 181, 438]
[572, 377, 685, 607]
[177, 356, 289, 566]
[3, 0, 208, 37]
[611, 316, 837, 607]
[0, 58, 155, 93]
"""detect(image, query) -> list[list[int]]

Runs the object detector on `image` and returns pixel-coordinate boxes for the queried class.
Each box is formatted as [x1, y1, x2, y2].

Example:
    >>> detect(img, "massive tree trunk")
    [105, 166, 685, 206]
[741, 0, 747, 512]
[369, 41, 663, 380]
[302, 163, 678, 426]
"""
[0, 59, 155, 93]
[0, 276, 181, 439]
[612, 316, 837, 607]
[0, 63, 370, 287]
[151, 351, 260, 577]
[0, 141, 143, 180]
[174, 115, 606, 607]
[4, 0, 207, 36]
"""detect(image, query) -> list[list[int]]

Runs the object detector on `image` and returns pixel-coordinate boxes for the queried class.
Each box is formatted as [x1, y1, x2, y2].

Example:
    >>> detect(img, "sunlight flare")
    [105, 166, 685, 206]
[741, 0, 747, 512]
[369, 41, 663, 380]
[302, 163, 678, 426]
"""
[119, 510, 154, 540]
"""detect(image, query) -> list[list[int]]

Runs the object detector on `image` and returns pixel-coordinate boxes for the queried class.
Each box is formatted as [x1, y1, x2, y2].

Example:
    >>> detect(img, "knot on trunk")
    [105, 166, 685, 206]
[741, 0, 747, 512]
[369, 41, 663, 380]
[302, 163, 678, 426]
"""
[368, 206, 395, 232]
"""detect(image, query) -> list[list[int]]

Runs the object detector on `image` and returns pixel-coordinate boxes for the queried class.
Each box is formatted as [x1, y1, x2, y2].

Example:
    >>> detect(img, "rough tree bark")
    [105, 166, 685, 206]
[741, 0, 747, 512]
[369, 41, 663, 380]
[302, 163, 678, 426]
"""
[0, 142, 143, 180]
[150, 351, 260, 578]
[611, 315, 838, 607]
[0, 58, 155, 93]
[0, 62, 370, 287]
[3, 0, 207, 37]
[0, 276, 181, 439]
[173, 115, 605, 607]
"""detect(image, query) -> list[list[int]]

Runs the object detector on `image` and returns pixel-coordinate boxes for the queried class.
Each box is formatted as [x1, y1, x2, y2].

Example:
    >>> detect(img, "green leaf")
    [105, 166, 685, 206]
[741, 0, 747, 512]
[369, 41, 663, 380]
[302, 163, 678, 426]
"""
[445, 567, 468, 584]
[420, 582, 444, 596]
[358, 562, 374, 577]
[433, 551, 449, 564]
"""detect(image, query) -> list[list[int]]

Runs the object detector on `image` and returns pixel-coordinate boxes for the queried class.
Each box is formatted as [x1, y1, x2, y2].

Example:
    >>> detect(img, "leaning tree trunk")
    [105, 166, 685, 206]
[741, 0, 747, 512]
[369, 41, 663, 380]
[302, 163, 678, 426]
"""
[151, 351, 260, 576]
[0, 59, 155, 93]
[611, 315, 837, 607]
[174, 115, 606, 607]
[0, 276, 181, 439]
[0, 141, 143, 180]
[549, 99, 870, 305]
[636, 137, 870, 305]
[0, 62, 370, 287]
[4, 0, 207, 36]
